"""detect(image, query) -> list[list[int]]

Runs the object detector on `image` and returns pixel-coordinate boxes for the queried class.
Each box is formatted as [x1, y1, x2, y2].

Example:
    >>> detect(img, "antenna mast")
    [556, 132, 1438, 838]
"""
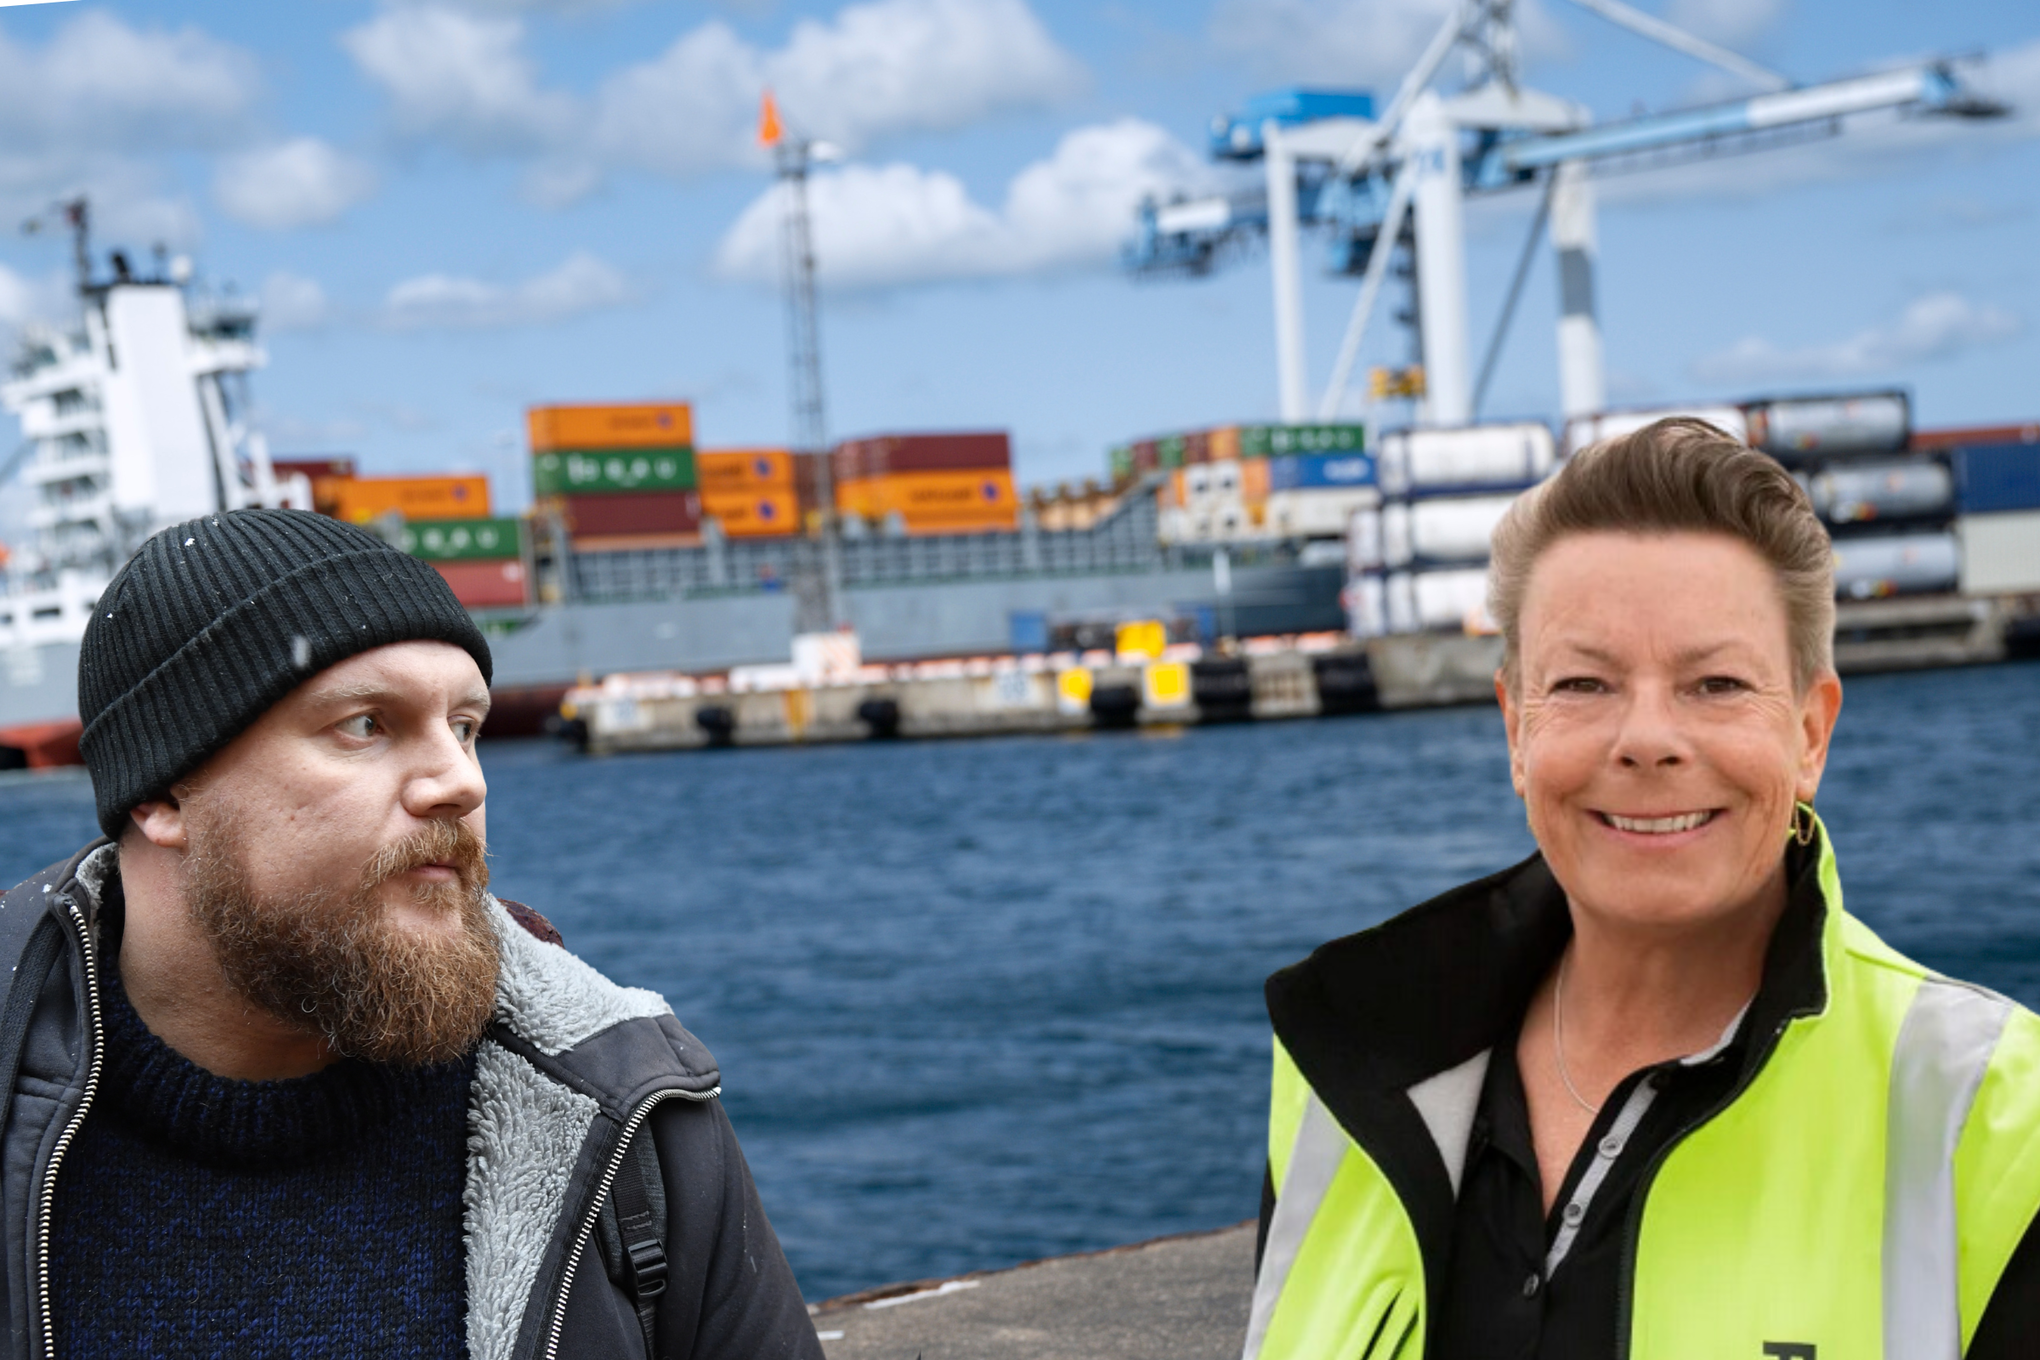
[762, 92, 843, 633]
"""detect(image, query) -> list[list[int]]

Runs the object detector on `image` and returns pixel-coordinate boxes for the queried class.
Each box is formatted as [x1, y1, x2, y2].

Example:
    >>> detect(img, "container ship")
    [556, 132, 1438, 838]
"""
[3, 252, 2037, 765]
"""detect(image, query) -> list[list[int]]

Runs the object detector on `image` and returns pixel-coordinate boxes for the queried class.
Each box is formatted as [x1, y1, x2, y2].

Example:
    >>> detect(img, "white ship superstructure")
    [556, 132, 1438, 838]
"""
[2, 267, 300, 659]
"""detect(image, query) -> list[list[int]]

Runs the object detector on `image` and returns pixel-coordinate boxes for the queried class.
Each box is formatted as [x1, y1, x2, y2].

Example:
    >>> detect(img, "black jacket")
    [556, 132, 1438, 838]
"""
[0, 841, 825, 1360]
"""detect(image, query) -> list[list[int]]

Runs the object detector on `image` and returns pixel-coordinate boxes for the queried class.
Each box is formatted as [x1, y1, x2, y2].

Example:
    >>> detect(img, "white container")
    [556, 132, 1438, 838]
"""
[1748, 393, 1909, 461]
[1957, 512, 2040, 595]
[1377, 422, 1555, 495]
[1266, 486, 1381, 539]
[1344, 573, 1388, 638]
[1185, 465, 1212, 500]
[1382, 567, 1494, 633]
[1563, 405, 1748, 458]
[1347, 507, 1383, 571]
[1380, 493, 1520, 567]
[1809, 461, 1953, 524]
[1210, 461, 1242, 500]
[1831, 532, 1959, 599]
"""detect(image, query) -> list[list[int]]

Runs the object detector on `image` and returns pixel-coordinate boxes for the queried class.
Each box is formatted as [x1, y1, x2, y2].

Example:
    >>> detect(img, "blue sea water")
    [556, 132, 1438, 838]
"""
[2, 662, 2036, 1300]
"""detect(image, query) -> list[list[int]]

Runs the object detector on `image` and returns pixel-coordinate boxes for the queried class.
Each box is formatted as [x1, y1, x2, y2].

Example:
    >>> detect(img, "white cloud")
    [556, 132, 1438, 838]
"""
[342, 6, 576, 153]
[715, 119, 1213, 288]
[1690, 292, 2021, 384]
[215, 139, 378, 230]
[1209, 0, 1567, 88]
[261, 272, 330, 332]
[0, 10, 260, 152]
[1664, 0, 1788, 49]
[380, 251, 629, 329]
[346, 0, 1083, 192]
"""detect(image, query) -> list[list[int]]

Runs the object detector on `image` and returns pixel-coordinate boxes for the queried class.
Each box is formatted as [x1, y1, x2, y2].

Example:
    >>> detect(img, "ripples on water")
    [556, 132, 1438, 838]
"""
[2, 663, 2035, 1299]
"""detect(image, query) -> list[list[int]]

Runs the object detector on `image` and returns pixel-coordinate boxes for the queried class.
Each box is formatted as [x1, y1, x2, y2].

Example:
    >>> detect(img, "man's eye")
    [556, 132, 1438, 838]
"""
[1553, 676, 1604, 694]
[452, 718, 477, 743]
[1698, 676, 1747, 696]
[337, 714, 380, 739]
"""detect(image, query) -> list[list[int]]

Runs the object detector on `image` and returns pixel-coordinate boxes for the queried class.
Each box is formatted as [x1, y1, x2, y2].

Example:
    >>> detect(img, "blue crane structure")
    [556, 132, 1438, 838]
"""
[1124, 0, 2007, 428]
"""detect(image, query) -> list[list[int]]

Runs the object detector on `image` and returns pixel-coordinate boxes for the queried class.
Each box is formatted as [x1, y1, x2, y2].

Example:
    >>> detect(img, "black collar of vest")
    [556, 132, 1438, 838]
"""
[1264, 832, 1832, 1296]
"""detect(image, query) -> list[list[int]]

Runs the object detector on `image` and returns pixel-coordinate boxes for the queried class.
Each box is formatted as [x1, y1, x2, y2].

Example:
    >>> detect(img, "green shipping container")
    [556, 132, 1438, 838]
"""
[403, 517, 525, 562]
[1157, 435, 1188, 468]
[1238, 424, 1367, 458]
[1108, 445, 1134, 480]
[533, 447, 696, 495]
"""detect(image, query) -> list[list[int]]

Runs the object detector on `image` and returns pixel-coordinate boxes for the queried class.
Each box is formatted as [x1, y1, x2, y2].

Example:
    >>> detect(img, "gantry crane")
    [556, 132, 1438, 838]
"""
[1125, 0, 2008, 427]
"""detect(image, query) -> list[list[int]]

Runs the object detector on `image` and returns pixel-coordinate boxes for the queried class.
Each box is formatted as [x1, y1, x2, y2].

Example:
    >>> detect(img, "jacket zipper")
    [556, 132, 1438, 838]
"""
[35, 896, 103, 1360]
[1610, 1018, 1791, 1360]
[539, 1085, 720, 1360]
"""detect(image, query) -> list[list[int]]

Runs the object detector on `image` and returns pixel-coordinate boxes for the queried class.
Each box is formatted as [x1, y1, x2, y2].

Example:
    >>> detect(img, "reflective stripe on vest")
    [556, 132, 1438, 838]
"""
[1884, 977, 2013, 1360]
[1249, 956, 2035, 1358]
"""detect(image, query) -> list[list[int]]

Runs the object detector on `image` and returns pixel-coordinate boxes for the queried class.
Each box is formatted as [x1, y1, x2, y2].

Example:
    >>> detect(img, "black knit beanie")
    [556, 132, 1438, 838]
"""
[79, 509, 494, 838]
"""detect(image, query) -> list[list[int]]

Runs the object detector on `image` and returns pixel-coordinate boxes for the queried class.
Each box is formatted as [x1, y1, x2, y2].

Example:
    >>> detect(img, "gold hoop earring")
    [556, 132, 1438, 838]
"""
[1792, 803, 1816, 848]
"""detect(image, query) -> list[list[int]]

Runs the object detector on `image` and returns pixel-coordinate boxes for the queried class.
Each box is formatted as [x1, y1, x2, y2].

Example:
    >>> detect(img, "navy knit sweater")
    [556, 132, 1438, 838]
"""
[47, 947, 473, 1357]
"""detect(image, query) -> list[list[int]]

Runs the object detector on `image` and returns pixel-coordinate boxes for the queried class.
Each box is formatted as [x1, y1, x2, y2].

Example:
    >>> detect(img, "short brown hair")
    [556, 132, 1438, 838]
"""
[1488, 417, 1835, 691]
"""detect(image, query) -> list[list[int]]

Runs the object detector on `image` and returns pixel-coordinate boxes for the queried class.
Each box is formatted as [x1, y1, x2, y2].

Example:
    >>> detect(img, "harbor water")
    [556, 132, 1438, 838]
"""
[1, 663, 2036, 1301]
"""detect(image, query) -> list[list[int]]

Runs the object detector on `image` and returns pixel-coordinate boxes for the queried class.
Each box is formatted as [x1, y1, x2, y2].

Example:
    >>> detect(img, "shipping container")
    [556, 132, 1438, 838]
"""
[1912, 423, 2040, 452]
[1267, 487, 1380, 539]
[1208, 425, 1242, 461]
[432, 558, 528, 610]
[561, 490, 702, 537]
[402, 517, 524, 561]
[696, 448, 793, 494]
[1957, 512, 2040, 595]
[331, 475, 490, 524]
[272, 456, 357, 481]
[1156, 435, 1187, 469]
[1381, 493, 1520, 567]
[1562, 405, 1747, 458]
[1348, 507, 1383, 571]
[831, 432, 1010, 483]
[1746, 392, 1909, 461]
[1242, 458, 1271, 504]
[1377, 422, 1554, 495]
[1808, 460, 1954, 524]
[1955, 441, 2040, 515]
[1233, 423, 1368, 459]
[1344, 573, 1387, 638]
[1109, 445, 1135, 481]
[1270, 452, 1378, 491]
[1831, 531, 1959, 599]
[1132, 440, 1160, 473]
[1385, 567, 1494, 634]
[701, 490, 799, 537]
[838, 469, 1017, 520]
[533, 448, 694, 496]
[527, 403, 693, 453]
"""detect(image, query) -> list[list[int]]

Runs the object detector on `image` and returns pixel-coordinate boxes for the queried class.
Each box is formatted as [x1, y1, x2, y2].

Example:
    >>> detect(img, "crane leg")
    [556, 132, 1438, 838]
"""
[1552, 159, 1605, 419]
[1265, 121, 1308, 423]
[1408, 92, 1472, 427]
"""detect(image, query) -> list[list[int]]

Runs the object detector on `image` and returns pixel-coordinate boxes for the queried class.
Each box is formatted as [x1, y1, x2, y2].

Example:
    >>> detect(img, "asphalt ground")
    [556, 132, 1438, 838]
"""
[809, 1221, 1255, 1360]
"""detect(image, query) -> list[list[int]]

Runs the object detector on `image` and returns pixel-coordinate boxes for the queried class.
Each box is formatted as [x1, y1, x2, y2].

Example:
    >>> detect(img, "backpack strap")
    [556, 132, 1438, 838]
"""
[598, 1124, 669, 1357]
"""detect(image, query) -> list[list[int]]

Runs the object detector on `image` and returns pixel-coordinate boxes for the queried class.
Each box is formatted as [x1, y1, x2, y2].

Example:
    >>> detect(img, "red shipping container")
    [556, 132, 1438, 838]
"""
[562, 490, 702, 537]
[1132, 440, 1160, 472]
[832, 432, 1010, 483]
[433, 559, 528, 610]
[1912, 423, 2040, 451]
[272, 456, 357, 480]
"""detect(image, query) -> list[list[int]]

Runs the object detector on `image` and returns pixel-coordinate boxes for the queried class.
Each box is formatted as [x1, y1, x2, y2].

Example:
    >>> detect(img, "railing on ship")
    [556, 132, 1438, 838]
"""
[564, 478, 1186, 604]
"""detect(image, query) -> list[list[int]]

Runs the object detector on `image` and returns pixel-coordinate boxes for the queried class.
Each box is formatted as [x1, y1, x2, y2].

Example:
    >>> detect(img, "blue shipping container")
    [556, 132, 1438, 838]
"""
[1271, 452, 1377, 491]
[1956, 442, 2040, 514]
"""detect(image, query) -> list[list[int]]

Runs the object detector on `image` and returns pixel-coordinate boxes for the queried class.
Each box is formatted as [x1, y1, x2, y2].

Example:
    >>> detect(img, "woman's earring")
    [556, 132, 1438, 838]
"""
[1792, 803, 1816, 848]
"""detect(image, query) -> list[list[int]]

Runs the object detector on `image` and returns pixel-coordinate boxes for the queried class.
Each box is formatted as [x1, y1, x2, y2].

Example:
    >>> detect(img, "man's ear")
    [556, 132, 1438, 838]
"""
[128, 795, 189, 852]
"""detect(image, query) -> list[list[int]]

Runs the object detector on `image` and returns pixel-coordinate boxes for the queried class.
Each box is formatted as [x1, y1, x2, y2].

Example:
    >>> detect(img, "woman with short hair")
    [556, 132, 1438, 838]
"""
[1245, 419, 2040, 1360]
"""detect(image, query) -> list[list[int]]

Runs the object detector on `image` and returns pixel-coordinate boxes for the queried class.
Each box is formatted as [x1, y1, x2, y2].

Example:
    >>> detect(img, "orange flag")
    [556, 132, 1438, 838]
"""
[759, 90, 783, 147]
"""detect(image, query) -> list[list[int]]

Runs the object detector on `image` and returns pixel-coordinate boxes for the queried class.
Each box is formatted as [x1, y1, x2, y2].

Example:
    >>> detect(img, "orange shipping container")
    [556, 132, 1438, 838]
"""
[332, 476, 490, 524]
[697, 449, 794, 494]
[528, 403, 694, 453]
[702, 489, 799, 537]
[839, 469, 1016, 521]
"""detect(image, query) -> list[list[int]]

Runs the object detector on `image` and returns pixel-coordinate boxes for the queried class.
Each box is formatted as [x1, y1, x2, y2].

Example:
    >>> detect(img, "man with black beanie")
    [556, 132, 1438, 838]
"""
[0, 509, 823, 1359]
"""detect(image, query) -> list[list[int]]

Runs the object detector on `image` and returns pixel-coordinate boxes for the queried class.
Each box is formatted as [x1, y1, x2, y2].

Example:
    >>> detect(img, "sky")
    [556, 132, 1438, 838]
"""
[0, 0, 2036, 521]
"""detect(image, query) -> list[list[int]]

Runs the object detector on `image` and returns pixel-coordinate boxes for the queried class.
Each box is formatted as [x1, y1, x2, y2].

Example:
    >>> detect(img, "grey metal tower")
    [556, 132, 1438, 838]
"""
[769, 109, 845, 633]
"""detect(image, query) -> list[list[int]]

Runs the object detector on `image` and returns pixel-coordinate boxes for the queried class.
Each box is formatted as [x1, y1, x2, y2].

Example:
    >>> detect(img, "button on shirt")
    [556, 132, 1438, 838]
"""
[1433, 1016, 1747, 1360]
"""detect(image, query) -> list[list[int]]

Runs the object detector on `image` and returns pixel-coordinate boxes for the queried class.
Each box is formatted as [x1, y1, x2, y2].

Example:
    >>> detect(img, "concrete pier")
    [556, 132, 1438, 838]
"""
[810, 1222, 1254, 1360]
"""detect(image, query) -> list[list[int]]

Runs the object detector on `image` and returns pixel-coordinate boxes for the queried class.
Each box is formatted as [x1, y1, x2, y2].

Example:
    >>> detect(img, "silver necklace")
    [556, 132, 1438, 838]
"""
[1553, 949, 1602, 1115]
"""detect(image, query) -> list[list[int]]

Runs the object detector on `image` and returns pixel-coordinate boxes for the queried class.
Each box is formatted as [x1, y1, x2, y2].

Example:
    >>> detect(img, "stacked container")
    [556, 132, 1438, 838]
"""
[1345, 422, 1554, 638]
[329, 474, 490, 525]
[529, 403, 699, 549]
[697, 448, 799, 538]
[1923, 424, 2040, 597]
[402, 517, 529, 611]
[832, 432, 1016, 535]
[1144, 423, 1370, 543]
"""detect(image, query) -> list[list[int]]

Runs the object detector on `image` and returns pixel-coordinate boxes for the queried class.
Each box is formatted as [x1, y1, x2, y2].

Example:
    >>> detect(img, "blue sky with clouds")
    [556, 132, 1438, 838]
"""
[1, 0, 2035, 518]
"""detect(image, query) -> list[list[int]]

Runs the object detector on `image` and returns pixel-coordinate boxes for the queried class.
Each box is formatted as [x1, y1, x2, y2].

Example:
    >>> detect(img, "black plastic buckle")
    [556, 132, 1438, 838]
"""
[625, 1238, 668, 1299]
